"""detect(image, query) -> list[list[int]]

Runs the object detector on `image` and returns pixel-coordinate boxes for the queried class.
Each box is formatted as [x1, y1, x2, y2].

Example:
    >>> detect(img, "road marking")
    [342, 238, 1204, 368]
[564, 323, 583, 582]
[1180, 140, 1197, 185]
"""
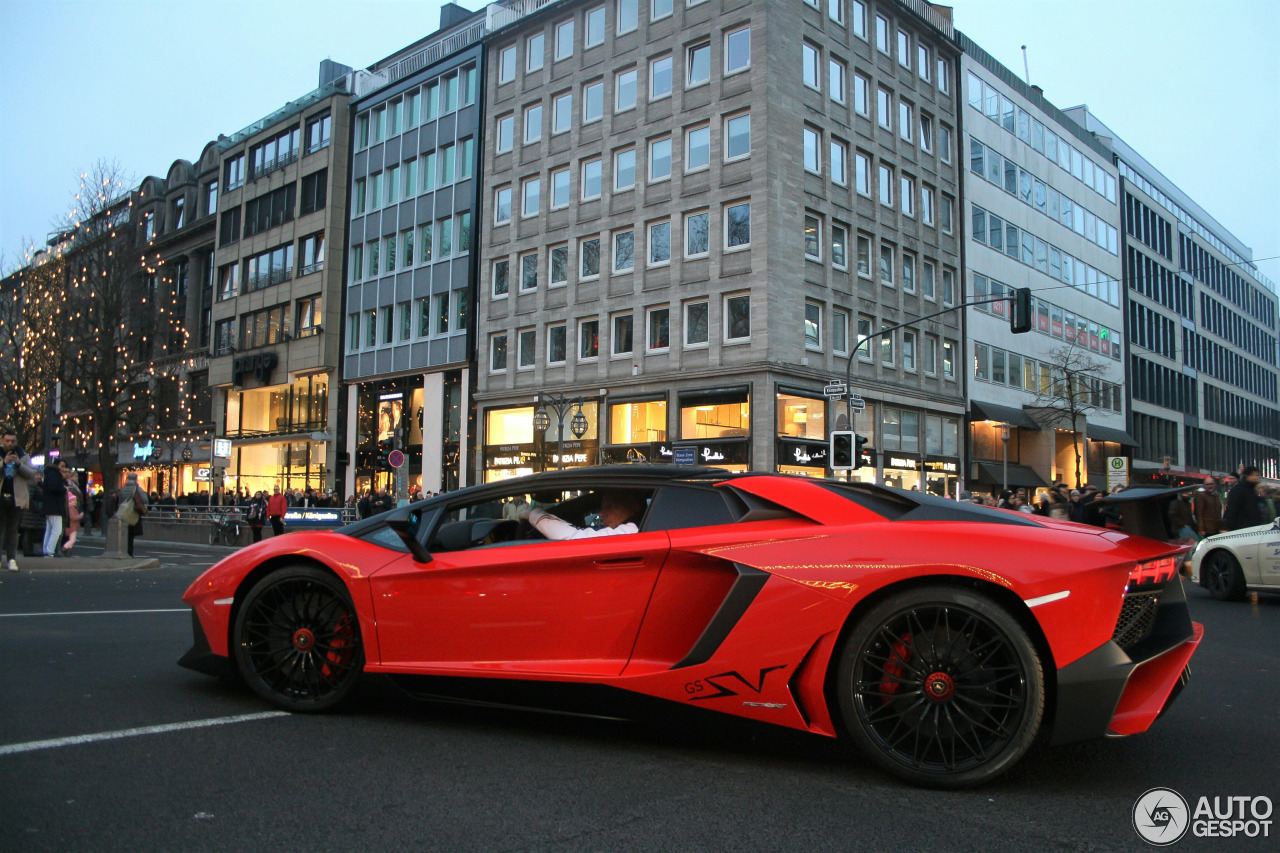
[0, 608, 189, 618]
[0, 712, 290, 756]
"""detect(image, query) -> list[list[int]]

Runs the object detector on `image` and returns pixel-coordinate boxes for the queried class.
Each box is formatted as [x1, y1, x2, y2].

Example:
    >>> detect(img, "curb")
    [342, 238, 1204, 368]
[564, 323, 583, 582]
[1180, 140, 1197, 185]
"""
[9, 556, 162, 572]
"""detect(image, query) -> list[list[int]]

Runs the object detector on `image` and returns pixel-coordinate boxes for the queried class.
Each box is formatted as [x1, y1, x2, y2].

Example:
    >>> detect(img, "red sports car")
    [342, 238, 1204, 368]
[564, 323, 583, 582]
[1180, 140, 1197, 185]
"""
[180, 467, 1201, 787]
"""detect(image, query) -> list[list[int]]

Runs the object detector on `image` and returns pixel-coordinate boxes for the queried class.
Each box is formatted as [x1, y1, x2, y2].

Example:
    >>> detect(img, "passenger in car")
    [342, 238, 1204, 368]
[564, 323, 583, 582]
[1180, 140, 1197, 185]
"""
[518, 490, 645, 540]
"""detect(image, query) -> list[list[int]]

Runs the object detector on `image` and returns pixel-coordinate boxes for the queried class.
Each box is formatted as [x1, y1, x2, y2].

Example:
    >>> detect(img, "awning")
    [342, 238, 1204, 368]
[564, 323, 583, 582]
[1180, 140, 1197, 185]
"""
[973, 461, 1049, 489]
[1086, 423, 1139, 446]
[970, 401, 1040, 430]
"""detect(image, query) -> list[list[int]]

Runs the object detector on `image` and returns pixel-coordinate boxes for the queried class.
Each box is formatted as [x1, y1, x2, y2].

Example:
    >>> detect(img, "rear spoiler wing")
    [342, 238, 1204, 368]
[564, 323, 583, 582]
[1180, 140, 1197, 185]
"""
[1082, 485, 1202, 540]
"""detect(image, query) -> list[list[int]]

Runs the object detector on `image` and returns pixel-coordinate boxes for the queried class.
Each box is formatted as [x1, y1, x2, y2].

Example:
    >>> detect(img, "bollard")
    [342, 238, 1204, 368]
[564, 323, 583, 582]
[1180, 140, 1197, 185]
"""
[103, 517, 131, 559]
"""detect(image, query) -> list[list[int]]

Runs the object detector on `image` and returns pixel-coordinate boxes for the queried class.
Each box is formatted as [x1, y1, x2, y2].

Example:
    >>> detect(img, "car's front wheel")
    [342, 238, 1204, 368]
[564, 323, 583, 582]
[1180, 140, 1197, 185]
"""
[1203, 551, 1247, 601]
[232, 566, 364, 712]
[836, 585, 1044, 788]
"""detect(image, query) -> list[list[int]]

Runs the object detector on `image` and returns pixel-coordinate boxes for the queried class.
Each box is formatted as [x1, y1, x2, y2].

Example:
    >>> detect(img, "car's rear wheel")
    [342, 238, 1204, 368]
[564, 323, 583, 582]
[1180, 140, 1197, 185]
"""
[232, 566, 364, 712]
[836, 585, 1044, 788]
[1203, 551, 1247, 601]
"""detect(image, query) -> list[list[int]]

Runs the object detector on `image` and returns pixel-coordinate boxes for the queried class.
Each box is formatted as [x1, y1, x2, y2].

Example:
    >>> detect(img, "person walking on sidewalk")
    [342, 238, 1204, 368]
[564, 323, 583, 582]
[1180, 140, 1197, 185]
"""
[1, 429, 38, 571]
[266, 485, 288, 536]
[115, 473, 148, 557]
[247, 490, 267, 543]
[41, 457, 66, 557]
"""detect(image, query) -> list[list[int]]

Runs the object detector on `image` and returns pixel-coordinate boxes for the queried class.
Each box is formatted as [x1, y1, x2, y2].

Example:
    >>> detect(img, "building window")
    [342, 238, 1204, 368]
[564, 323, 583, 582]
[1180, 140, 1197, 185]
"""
[224, 153, 245, 189]
[550, 244, 569, 286]
[493, 259, 509, 297]
[649, 220, 671, 265]
[650, 54, 673, 99]
[803, 126, 821, 174]
[586, 6, 606, 47]
[496, 114, 514, 152]
[878, 164, 893, 206]
[498, 45, 516, 83]
[724, 293, 750, 341]
[681, 388, 749, 440]
[613, 313, 634, 355]
[725, 27, 750, 75]
[548, 324, 567, 365]
[552, 91, 573, 134]
[852, 0, 867, 38]
[614, 147, 636, 190]
[685, 124, 710, 171]
[494, 186, 512, 224]
[804, 214, 821, 260]
[522, 176, 541, 217]
[921, 261, 935, 300]
[300, 232, 325, 275]
[828, 58, 846, 104]
[833, 308, 849, 354]
[880, 244, 894, 286]
[610, 398, 666, 443]
[899, 101, 913, 142]
[649, 136, 672, 181]
[521, 253, 538, 291]
[856, 234, 871, 278]
[613, 229, 635, 272]
[902, 252, 915, 293]
[647, 306, 671, 352]
[582, 157, 603, 199]
[830, 139, 847, 185]
[300, 169, 327, 215]
[854, 73, 869, 116]
[897, 30, 910, 68]
[725, 202, 750, 248]
[306, 111, 332, 153]
[518, 329, 536, 369]
[583, 80, 604, 122]
[580, 318, 600, 360]
[527, 32, 545, 72]
[802, 42, 820, 90]
[877, 88, 892, 130]
[942, 340, 955, 378]
[555, 19, 575, 60]
[805, 301, 822, 350]
[687, 42, 711, 86]
[551, 167, 571, 207]
[900, 174, 915, 217]
[204, 180, 218, 216]
[615, 67, 638, 112]
[523, 104, 542, 143]
[855, 152, 870, 195]
[921, 185, 934, 225]
[685, 300, 709, 347]
[875, 14, 889, 52]
[724, 113, 750, 161]
[831, 224, 848, 269]
[580, 236, 601, 278]
[685, 210, 709, 257]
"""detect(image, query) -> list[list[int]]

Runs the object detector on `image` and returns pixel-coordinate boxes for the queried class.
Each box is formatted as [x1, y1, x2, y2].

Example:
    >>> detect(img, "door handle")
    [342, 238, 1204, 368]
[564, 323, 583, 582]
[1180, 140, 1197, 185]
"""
[593, 556, 645, 568]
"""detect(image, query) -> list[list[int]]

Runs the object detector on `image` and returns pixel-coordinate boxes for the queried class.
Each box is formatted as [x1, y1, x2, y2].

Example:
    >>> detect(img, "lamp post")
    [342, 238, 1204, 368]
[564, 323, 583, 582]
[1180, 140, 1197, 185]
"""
[534, 393, 588, 471]
[1000, 424, 1011, 494]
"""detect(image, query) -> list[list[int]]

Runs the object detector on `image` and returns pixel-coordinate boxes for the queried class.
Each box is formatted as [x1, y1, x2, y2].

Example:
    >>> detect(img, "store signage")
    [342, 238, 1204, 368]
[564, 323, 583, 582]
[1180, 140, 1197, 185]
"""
[673, 446, 698, 465]
[195, 467, 213, 481]
[283, 508, 344, 528]
[886, 455, 920, 471]
[214, 439, 232, 459]
[232, 351, 279, 386]
[379, 391, 404, 402]
[132, 441, 156, 460]
[671, 443, 749, 467]
[778, 439, 828, 469]
[924, 457, 959, 474]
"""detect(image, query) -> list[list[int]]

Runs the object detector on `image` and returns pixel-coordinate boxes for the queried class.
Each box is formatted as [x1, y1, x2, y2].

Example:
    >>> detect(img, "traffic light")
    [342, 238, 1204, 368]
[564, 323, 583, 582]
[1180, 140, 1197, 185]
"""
[50, 419, 61, 449]
[853, 433, 868, 469]
[830, 431, 855, 471]
[1010, 287, 1033, 334]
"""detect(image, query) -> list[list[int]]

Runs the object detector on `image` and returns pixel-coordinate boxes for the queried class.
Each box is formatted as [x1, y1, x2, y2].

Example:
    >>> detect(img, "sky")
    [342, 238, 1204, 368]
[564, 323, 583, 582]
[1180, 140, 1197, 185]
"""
[2, 0, 1277, 283]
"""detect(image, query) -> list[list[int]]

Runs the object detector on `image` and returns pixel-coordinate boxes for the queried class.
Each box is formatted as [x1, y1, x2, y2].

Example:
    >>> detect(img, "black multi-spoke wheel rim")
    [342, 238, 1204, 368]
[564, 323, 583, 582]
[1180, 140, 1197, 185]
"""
[1205, 554, 1233, 596]
[239, 576, 362, 705]
[851, 604, 1028, 775]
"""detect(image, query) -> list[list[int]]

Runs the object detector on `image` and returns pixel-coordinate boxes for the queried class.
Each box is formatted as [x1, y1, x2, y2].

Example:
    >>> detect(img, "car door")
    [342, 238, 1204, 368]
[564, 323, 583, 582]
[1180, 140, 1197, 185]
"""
[368, 528, 670, 677]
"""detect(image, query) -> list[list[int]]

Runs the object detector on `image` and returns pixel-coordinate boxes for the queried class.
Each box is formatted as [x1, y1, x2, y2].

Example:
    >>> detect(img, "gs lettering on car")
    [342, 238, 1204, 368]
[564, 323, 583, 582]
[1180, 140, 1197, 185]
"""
[180, 467, 1201, 788]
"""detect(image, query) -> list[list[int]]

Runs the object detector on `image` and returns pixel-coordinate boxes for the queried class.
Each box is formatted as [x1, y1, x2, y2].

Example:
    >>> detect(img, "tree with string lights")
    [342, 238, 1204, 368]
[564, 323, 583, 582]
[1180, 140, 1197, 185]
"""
[0, 247, 66, 451]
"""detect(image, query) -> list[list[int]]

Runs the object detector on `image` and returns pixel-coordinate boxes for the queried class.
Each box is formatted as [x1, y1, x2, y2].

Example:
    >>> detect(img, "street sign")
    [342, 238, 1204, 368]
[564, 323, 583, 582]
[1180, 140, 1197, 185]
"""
[387, 449, 406, 469]
[213, 438, 232, 458]
[673, 446, 698, 465]
[848, 394, 866, 412]
[823, 381, 847, 398]
[1107, 456, 1129, 490]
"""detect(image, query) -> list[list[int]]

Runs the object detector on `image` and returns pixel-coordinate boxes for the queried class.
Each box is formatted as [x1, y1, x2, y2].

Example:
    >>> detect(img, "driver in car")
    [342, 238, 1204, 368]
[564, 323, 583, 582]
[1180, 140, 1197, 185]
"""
[518, 490, 645, 540]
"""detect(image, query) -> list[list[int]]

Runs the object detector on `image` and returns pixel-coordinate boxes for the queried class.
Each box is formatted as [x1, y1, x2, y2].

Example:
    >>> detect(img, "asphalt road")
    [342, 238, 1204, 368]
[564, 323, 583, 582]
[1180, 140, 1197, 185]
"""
[1, 543, 1277, 852]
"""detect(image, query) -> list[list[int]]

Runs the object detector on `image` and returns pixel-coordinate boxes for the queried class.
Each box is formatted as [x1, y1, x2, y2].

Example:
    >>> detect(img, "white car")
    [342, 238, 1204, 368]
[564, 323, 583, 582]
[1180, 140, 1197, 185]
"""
[1188, 519, 1280, 600]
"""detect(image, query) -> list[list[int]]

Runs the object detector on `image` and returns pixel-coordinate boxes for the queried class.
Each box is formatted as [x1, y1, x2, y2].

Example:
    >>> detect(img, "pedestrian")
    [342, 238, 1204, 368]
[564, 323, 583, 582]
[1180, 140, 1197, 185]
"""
[115, 472, 148, 557]
[1193, 476, 1223, 538]
[266, 485, 288, 536]
[40, 457, 66, 557]
[1, 429, 39, 571]
[503, 494, 529, 520]
[247, 490, 267, 543]
[1222, 466, 1264, 531]
[1167, 491, 1195, 541]
[63, 464, 84, 553]
[1040, 483, 1070, 519]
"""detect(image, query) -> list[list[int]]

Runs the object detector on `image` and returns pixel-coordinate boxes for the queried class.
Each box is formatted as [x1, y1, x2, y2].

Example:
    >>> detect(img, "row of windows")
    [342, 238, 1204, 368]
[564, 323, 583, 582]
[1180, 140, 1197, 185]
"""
[1129, 302, 1176, 361]
[218, 171, 327, 246]
[966, 71, 1116, 205]
[489, 292, 752, 373]
[494, 114, 747, 223]
[346, 290, 470, 351]
[212, 296, 322, 356]
[851, 316, 959, 379]
[1204, 384, 1280, 438]
[1185, 426, 1280, 473]
[800, 41, 954, 163]
[216, 234, 325, 302]
[974, 341, 1123, 413]
[349, 213, 472, 283]
[1183, 329, 1278, 402]
[1124, 193, 1172, 261]
[1200, 292, 1277, 365]
[968, 137, 1118, 255]
[1131, 412, 1179, 464]
[1131, 356, 1197, 417]
[969, 203, 1121, 308]
[1180, 234, 1276, 327]
[1127, 245, 1193, 319]
[804, 212, 955, 305]
[973, 273, 1122, 361]
[220, 111, 330, 193]
[353, 139, 475, 215]
[355, 66, 478, 150]
[492, 201, 749, 297]
[805, 126, 955, 232]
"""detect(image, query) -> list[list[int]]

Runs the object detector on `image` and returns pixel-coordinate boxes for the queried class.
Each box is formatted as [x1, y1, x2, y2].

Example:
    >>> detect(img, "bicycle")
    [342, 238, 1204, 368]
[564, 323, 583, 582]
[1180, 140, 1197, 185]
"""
[209, 510, 241, 546]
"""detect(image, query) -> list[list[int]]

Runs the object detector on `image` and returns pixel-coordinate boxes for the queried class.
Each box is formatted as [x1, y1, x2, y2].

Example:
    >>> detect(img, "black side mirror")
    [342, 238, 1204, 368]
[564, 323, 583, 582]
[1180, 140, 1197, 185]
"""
[386, 513, 432, 564]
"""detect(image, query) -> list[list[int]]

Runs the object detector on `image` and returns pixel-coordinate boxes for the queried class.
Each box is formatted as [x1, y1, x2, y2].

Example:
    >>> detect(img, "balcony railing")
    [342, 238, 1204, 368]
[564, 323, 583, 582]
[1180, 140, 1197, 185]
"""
[299, 262, 323, 277]
[249, 149, 299, 181]
[247, 267, 292, 292]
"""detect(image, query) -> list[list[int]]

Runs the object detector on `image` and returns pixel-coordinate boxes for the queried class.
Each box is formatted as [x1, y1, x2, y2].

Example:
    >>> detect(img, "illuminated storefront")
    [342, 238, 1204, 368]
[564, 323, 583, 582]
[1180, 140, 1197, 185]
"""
[776, 389, 827, 477]
[677, 387, 751, 472]
[224, 372, 331, 492]
[600, 396, 668, 464]
[115, 437, 215, 497]
[481, 400, 601, 482]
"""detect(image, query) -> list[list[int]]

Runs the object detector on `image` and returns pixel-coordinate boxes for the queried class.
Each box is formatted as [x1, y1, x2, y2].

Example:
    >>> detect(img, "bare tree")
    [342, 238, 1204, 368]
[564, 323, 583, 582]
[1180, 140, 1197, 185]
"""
[1029, 342, 1113, 489]
[55, 159, 154, 489]
[0, 247, 65, 450]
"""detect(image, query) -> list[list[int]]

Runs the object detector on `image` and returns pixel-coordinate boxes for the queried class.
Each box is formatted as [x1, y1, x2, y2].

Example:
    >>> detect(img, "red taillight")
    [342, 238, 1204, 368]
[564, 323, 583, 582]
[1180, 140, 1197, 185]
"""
[1129, 555, 1180, 587]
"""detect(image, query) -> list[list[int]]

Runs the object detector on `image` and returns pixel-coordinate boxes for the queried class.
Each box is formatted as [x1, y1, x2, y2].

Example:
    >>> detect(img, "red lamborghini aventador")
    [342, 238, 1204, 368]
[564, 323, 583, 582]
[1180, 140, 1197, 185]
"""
[180, 466, 1201, 787]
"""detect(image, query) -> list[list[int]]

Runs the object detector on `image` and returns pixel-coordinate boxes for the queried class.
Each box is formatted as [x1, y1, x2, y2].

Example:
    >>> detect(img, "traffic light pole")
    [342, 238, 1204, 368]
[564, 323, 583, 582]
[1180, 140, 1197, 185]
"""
[841, 292, 1028, 474]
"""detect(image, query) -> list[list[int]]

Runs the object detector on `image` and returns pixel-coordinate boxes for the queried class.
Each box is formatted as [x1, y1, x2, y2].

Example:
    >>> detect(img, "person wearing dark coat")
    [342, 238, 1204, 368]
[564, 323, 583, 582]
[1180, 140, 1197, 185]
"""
[1222, 466, 1265, 531]
[1193, 477, 1224, 537]
[41, 460, 66, 556]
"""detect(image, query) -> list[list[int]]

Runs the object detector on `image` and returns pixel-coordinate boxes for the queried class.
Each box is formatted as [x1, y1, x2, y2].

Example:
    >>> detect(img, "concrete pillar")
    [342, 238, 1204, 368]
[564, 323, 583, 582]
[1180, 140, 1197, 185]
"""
[103, 518, 130, 559]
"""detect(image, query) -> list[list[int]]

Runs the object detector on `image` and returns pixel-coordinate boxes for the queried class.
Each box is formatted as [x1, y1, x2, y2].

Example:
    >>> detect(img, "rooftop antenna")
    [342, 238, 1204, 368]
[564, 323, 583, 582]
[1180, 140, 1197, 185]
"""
[1021, 45, 1031, 85]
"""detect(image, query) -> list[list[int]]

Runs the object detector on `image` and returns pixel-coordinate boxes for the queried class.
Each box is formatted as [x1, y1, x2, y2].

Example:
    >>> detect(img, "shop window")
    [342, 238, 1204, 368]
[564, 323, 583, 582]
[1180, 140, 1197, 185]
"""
[680, 388, 750, 440]
[776, 392, 825, 440]
[610, 399, 667, 444]
[486, 406, 534, 445]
